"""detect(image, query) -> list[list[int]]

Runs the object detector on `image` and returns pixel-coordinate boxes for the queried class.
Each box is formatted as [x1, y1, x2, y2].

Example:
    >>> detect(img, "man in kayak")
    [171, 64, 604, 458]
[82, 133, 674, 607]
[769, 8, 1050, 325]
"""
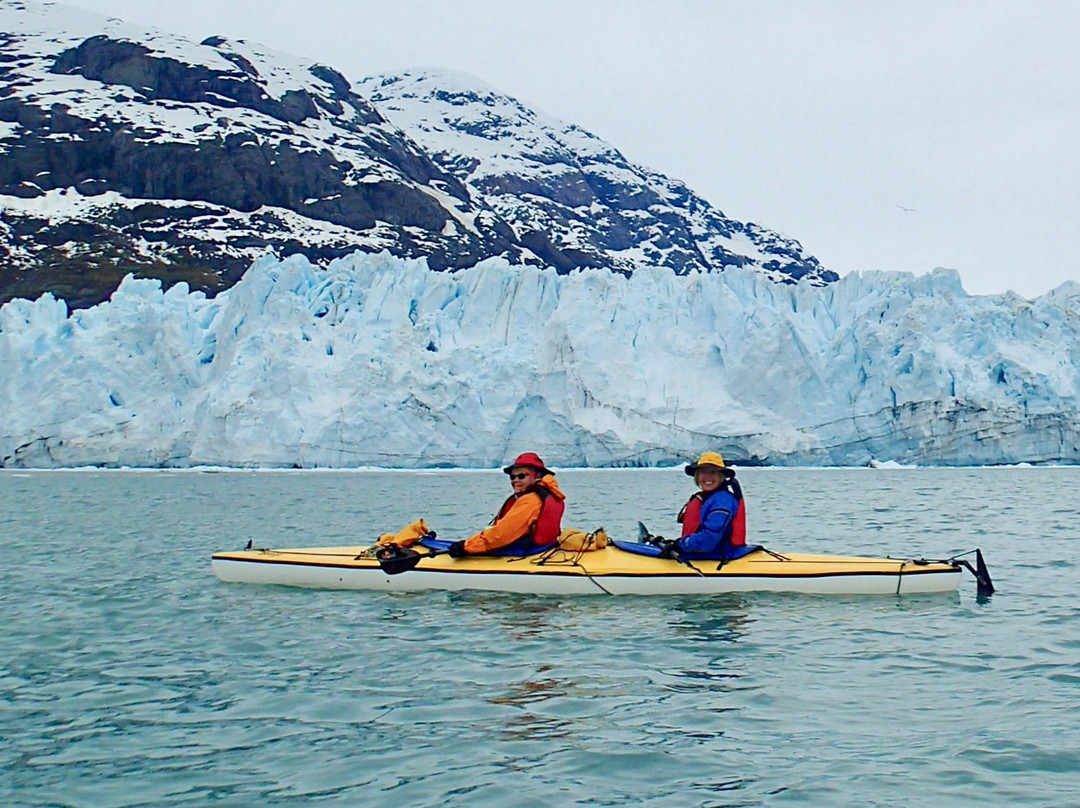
[447, 452, 567, 557]
[668, 451, 746, 559]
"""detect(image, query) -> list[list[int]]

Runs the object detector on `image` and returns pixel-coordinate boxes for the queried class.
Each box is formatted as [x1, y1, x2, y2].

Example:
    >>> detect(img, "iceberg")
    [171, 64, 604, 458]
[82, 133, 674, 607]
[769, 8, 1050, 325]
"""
[2, 252, 1079, 468]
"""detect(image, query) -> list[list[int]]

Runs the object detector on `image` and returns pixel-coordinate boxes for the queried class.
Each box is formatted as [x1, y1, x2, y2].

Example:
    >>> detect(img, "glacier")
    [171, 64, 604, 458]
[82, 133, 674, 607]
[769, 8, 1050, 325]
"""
[2, 251, 1080, 469]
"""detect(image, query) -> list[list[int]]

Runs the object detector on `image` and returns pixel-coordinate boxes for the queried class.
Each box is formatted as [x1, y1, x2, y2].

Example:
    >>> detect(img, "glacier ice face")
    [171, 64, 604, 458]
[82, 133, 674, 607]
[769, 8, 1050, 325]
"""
[2, 253, 1079, 468]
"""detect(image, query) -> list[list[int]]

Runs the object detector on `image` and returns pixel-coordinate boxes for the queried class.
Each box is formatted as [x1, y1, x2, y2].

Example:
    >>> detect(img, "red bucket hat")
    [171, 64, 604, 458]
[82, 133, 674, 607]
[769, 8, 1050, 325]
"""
[503, 452, 553, 477]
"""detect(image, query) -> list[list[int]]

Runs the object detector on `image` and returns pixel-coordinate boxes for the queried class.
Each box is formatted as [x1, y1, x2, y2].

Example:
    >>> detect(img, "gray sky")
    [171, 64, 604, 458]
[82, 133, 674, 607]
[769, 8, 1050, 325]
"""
[70, 0, 1080, 298]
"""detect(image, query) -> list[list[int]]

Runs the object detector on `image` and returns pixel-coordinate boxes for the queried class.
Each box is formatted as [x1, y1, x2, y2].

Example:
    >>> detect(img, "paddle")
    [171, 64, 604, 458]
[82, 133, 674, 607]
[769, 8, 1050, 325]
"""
[373, 543, 451, 575]
[637, 521, 704, 576]
[637, 521, 658, 545]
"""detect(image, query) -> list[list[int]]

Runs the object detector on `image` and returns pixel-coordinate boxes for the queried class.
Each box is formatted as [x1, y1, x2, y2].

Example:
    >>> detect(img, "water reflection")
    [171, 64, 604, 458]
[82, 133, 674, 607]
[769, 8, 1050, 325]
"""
[493, 712, 574, 744]
[450, 594, 567, 640]
[667, 595, 755, 643]
[487, 671, 575, 743]
[489, 671, 563, 708]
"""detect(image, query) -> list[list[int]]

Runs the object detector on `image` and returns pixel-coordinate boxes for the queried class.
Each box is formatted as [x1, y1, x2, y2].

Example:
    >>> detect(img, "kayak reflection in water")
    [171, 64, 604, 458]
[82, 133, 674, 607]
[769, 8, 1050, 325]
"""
[446, 452, 567, 558]
[666, 451, 747, 560]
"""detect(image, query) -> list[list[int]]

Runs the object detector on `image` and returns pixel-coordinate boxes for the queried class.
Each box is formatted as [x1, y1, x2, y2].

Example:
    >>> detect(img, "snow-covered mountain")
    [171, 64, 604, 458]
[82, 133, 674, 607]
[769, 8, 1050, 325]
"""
[3, 253, 1078, 469]
[357, 71, 828, 284]
[0, 1, 833, 310]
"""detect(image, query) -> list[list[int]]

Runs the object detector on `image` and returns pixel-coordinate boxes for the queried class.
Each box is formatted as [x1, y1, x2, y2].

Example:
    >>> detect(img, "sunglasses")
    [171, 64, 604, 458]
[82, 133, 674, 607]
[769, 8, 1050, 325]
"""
[509, 473, 533, 481]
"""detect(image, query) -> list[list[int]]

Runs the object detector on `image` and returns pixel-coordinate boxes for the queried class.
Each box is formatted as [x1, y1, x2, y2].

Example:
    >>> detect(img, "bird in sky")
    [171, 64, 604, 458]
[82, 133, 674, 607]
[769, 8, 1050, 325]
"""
[896, 204, 916, 212]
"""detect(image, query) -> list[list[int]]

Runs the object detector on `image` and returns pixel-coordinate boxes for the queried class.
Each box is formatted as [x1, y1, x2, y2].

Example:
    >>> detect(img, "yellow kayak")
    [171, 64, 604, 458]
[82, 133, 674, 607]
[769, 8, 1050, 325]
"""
[211, 540, 983, 596]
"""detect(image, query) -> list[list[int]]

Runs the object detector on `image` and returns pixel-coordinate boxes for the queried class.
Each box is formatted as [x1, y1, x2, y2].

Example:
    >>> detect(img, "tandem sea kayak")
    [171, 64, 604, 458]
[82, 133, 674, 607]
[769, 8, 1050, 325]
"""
[211, 537, 993, 597]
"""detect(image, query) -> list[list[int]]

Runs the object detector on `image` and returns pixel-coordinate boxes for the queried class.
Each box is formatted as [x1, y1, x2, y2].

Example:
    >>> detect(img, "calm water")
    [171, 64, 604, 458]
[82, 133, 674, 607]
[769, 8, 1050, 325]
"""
[2, 467, 1078, 807]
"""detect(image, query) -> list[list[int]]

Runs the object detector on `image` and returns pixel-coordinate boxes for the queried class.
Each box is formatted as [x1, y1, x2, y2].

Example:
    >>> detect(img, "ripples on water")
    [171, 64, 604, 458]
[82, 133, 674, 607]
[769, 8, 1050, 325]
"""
[2, 468, 1079, 806]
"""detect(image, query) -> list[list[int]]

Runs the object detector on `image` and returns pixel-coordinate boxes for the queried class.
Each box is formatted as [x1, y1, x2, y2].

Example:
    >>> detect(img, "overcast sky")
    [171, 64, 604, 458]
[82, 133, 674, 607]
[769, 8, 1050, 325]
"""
[70, 0, 1080, 298]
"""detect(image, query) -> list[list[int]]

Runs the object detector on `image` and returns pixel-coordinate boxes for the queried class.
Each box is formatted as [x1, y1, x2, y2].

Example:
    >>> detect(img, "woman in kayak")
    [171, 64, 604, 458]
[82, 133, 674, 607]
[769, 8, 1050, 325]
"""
[670, 451, 746, 558]
[447, 452, 566, 557]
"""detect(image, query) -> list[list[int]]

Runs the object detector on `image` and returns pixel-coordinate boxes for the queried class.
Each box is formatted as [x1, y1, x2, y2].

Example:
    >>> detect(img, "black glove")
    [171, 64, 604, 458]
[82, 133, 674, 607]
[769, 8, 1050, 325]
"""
[656, 539, 677, 559]
[447, 540, 468, 558]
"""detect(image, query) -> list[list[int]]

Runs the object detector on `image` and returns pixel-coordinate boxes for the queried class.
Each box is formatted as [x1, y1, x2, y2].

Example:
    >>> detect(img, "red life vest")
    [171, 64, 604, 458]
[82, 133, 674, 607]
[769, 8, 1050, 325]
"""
[678, 494, 703, 537]
[677, 485, 746, 547]
[494, 485, 565, 547]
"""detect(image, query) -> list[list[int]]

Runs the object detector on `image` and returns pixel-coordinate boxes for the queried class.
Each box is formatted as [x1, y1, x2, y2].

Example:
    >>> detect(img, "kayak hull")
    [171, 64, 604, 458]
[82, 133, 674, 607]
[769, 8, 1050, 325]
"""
[211, 545, 962, 596]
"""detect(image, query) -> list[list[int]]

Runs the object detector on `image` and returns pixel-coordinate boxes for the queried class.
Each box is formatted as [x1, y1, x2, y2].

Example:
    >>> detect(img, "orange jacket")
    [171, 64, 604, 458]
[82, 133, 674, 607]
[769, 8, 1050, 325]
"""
[462, 474, 566, 554]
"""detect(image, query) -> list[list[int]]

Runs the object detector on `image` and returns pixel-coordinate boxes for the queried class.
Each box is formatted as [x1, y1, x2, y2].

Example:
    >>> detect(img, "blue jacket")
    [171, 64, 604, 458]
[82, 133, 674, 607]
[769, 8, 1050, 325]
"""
[676, 489, 739, 558]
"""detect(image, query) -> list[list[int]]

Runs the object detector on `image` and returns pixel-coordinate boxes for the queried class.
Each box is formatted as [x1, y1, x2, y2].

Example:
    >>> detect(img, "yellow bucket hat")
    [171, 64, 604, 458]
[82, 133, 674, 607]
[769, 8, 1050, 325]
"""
[685, 451, 735, 478]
